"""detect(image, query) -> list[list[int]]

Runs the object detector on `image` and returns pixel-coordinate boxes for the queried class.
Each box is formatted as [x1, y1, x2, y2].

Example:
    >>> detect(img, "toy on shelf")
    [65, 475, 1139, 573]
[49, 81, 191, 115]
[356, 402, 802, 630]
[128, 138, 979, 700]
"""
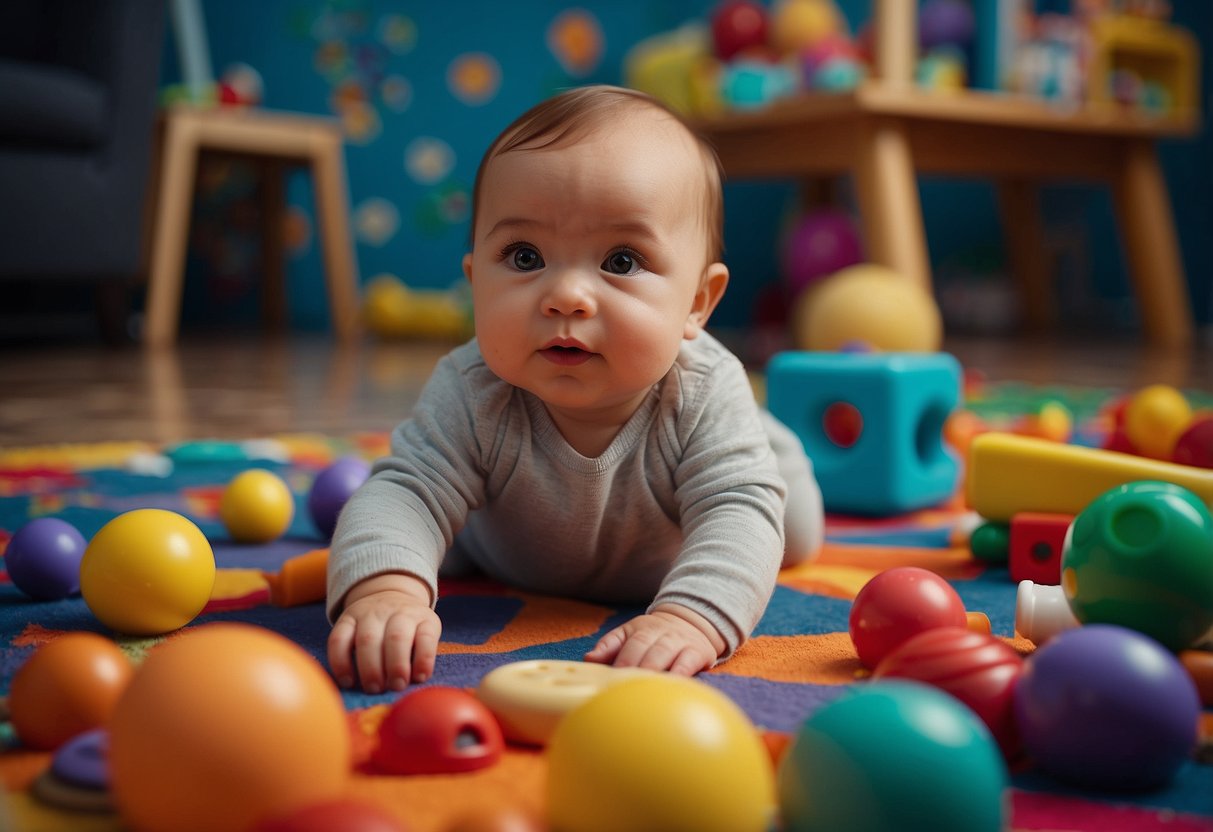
[108, 623, 351, 832]
[1087, 13, 1198, 116]
[363, 273, 473, 342]
[79, 509, 216, 636]
[1062, 480, 1213, 652]
[767, 351, 959, 516]
[711, 0, 770, 61]
[779, 681, 1007, 832]
[791, 264, 944, 353]
[547, 674, 774, 832]
[1013, 624, 1200, 791]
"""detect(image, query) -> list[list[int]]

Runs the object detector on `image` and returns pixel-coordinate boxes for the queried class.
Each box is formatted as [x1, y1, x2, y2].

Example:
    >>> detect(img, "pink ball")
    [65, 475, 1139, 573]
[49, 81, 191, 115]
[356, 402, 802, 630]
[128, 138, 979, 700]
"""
[848, 567, 968, 669]
[781, 209, 864, 295]
[711, 0, 770, 62]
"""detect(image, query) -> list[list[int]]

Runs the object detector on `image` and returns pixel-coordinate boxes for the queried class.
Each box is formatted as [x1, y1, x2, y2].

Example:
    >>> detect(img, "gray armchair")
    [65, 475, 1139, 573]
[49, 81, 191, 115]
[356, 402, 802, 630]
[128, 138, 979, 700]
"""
[0, 0, 165, 341]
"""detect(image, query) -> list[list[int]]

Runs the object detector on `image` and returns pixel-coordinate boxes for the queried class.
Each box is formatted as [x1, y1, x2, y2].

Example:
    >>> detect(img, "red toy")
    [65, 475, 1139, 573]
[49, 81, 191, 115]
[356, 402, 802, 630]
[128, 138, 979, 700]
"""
[1009, 512, 1072, 585]
[711, 0, 770, 61]
[373, 686, 504, 775]
[1172, 415, 1213, 469]
[253, 799, 408, 832]
[871, 626, 1025, 759]
[848, 567, 968, 669]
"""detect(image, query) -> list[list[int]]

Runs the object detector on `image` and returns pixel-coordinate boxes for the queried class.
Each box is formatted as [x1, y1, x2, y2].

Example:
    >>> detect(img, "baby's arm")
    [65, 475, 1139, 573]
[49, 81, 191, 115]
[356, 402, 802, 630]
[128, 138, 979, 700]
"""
[327, 573, 441, 693]
[584, 603, 727, 675]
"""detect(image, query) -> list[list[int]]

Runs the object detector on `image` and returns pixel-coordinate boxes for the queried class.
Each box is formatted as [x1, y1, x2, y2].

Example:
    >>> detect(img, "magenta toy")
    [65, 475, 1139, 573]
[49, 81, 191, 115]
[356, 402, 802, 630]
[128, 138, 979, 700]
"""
[848, 566, 968, 669]
[872, 626, 1024, 759]
[4, 517, 86, 601]
[781, 209, 864, 296]
[307, 456, 371, 539]
[1014, 624, 1200, 791]
[373, 686, 503, 776]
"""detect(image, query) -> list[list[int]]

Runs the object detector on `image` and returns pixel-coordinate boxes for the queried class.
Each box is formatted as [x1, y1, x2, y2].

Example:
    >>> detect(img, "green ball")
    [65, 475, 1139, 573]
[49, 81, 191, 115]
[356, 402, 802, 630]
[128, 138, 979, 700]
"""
[1062, 480, 1213, 651]
[969, 521, 1010, 564]
[778, 681, 1007, 832]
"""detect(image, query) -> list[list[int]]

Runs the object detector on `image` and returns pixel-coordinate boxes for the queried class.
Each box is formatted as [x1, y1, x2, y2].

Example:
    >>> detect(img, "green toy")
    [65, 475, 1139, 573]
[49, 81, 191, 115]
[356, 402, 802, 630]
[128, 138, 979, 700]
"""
[1062, 480, 1213, 651]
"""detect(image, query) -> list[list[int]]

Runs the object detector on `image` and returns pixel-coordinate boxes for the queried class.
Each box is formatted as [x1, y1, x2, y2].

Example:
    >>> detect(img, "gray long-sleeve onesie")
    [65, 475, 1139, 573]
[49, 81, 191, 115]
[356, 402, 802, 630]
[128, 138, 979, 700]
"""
[326, 331, 789, 656]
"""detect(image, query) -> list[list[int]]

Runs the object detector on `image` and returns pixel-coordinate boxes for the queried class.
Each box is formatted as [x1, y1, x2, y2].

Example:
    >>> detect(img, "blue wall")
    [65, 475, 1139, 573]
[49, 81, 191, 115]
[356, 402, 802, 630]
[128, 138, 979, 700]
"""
[169, 1, 1213, 334]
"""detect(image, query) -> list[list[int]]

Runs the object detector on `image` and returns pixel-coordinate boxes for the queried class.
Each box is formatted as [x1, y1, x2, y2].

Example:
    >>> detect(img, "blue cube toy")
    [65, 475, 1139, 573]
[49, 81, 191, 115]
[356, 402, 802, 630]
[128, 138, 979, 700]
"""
[767, 351, 961, 516]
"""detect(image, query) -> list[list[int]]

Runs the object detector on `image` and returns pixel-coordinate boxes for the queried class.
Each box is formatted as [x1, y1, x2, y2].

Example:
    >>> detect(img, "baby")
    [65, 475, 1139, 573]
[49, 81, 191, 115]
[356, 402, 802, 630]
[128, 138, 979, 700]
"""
[327, 85, 823, 693]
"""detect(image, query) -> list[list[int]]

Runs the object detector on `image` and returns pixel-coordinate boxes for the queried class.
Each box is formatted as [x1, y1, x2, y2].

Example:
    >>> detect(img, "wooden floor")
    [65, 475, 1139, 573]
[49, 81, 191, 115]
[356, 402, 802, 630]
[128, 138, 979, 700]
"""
[2, 329, 1212, 448]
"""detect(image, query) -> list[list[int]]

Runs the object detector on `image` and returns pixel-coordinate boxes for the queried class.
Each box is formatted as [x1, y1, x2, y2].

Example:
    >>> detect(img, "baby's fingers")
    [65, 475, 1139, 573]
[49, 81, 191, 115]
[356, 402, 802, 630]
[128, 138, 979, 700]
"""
[412, 615, 441, 683]
[584, 627, 626, 664]
[327, 616, 358, 689]
[354, 621, 388, 694]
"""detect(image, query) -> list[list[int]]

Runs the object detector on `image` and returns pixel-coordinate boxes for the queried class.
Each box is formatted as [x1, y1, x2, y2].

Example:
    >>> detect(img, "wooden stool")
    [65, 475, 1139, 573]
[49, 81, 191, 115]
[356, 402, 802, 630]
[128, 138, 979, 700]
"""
[143, 106, 361, 347]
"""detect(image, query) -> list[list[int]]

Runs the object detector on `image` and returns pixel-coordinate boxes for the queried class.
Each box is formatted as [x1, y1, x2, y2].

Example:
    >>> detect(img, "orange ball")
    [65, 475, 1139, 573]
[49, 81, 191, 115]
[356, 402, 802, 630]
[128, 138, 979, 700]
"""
[1124, 384, 1193, 459]
[8, 632, 133, 750]
[109, 623, 351, 832]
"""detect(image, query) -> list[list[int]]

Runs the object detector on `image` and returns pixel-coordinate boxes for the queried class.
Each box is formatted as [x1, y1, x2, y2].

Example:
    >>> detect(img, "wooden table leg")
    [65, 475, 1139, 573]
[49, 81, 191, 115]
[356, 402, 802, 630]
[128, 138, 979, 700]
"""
[309, 132, 361, 342]
[852, 118, 932, 293]
[1113, 139, 1193, 348]
[997, 178, 1055, 330]
[144, 114, 201, 348]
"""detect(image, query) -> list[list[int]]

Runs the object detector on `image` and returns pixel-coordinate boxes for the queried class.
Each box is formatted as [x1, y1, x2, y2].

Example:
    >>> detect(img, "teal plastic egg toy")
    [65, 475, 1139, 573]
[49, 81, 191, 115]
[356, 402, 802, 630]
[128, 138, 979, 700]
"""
[778, 681, 1007, 832]
[1062, 480, 1213, 651]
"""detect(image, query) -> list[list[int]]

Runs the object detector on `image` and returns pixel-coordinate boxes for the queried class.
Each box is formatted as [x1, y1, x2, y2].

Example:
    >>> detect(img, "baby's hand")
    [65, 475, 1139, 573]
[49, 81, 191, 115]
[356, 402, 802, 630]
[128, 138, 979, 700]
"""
[584, 604, 726, 676]
[327, 573, 441, 694]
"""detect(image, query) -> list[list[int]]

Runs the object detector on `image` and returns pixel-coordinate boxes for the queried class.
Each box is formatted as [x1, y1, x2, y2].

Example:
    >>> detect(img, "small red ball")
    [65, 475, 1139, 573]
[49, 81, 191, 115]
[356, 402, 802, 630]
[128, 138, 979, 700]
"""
[823, 401, 863, 448]
[373, 687, 503, 776]
[848, 567, 967, 669]
[711, 0, 770, 61]
[1172, 415, 1213, 469]
[871, 626, 1025, 759]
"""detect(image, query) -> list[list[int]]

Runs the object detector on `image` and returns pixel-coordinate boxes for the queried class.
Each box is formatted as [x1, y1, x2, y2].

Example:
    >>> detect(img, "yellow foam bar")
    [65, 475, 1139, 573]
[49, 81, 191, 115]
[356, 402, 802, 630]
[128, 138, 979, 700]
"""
[967, 433, 1213, 522]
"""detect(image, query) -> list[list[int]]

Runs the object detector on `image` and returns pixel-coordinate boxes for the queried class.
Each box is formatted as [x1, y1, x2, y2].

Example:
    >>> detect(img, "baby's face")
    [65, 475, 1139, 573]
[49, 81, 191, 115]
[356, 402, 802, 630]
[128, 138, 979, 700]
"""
[464, 113, 720, 424]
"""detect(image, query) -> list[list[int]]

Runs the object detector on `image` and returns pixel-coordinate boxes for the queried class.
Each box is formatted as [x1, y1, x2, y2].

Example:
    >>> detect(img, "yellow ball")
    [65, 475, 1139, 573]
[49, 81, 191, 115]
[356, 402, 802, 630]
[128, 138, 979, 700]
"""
[547, 675, 775, 832]
[771, 0, 843, 54]
[80, 509, 216, 635]
[221, 469, 295, 543]
[1125, 384, 1192, 459]
[792, 263, 943, 352]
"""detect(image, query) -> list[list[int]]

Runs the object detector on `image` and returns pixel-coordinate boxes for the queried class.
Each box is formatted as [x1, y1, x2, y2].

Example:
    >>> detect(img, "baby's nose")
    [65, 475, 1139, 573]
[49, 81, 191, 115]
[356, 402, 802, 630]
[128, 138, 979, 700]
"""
[542, 270, 597, 317]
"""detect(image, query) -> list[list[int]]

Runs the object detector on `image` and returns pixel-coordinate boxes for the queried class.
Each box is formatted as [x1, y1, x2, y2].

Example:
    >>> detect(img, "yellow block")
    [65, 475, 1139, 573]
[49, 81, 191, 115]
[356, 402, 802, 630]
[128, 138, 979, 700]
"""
[967, 432, 1213, 522]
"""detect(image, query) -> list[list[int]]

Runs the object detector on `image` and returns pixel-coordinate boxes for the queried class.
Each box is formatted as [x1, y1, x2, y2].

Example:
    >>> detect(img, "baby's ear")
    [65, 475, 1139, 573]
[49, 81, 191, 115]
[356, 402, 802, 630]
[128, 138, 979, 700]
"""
[684, 262, 729, 339]
[461, 252, 474, 284]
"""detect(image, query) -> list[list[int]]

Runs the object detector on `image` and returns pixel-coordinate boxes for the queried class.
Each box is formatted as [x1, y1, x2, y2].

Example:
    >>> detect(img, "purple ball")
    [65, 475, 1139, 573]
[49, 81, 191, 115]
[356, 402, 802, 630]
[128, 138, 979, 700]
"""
[1014, 624, 1199, 791]
[5, 517, 87, 601]
[307, 456, 371, 539]
[781, 209, 864, 296]
[919, 0, 975, 50]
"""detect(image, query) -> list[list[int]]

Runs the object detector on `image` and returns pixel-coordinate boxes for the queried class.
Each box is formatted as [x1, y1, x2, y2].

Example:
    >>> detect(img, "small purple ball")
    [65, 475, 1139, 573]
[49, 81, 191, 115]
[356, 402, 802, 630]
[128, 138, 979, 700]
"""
[4, 517, 87, 601]
[919, 0, 975, 50]
[1014, 624, 1199, 791]
[781, 209, 864, 295]
[307, 456, 371, 539]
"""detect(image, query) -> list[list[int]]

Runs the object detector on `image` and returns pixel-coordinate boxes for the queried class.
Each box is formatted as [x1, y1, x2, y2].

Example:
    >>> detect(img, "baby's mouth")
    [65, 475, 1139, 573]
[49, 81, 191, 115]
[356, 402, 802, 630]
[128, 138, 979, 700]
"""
[540, 344, 593, 366]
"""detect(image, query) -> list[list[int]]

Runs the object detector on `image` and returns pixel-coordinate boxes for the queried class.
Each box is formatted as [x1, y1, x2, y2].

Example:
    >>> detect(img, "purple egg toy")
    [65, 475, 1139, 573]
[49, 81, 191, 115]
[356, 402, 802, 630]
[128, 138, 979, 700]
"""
[4, 517, 87, 601]
[1014, 624, 1199, 791]
[307, 456, 371, 539]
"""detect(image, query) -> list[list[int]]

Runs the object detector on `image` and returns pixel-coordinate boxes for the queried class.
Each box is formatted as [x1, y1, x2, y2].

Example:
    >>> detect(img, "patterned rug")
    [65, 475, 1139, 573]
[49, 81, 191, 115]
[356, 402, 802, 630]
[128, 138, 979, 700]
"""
[0, 382, 1210, 831]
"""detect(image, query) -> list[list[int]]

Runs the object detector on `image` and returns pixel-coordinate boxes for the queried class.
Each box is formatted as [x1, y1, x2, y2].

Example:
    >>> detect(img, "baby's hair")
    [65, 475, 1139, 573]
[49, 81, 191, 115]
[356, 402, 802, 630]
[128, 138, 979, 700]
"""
[469, 85, 725, 264]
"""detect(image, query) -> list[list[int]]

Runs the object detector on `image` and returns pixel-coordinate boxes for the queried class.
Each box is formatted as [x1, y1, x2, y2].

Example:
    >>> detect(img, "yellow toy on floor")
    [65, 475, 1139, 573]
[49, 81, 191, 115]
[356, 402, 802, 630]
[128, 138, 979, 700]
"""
[362, 273, 473, 342]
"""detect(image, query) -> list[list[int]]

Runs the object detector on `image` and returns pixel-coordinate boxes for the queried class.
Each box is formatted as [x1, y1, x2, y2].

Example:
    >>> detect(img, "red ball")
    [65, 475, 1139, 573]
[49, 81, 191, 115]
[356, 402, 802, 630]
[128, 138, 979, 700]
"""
[1172, 415, 1213, 469]
[871, 626, 1025, 759]
[823, 401, 863, 448]
[373, 686, 503, 776]
[711, 0, 770, 61]
[848, 567, 968, 669]
[1102, 425, 1139, 455]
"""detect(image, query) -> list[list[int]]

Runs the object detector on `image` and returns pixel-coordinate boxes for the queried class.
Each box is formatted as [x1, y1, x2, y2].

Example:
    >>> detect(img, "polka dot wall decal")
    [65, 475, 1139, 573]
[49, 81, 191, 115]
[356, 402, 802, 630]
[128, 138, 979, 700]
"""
[377, 14, 417, 55]
[405, 137, 455, 185]
[337, 100, 381, 145]
[354, 198, 401, 246]
[447, 52, 501, 106]
[547, 9, 604, 77]
[380, 75, 412, 112]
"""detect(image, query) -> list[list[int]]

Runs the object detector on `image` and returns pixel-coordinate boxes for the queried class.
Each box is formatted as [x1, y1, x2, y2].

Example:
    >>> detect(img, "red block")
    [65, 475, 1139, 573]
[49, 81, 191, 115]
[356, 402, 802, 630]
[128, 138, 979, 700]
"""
[1009, 513, 1074, 585]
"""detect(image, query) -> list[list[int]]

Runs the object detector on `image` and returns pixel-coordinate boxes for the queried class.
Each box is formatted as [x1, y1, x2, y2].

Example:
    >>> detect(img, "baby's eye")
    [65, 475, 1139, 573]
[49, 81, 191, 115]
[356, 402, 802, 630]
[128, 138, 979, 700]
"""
[508, 246, 544, 271]
[602, 249, 643, 276]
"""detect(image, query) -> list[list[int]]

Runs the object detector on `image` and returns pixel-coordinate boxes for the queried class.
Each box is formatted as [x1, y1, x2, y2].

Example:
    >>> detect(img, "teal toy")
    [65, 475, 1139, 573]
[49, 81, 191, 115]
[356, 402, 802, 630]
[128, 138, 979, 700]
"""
[767, 352, 960, 516]
[778, 681, 1007, 832]
[1062, 480, 1213, 651]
